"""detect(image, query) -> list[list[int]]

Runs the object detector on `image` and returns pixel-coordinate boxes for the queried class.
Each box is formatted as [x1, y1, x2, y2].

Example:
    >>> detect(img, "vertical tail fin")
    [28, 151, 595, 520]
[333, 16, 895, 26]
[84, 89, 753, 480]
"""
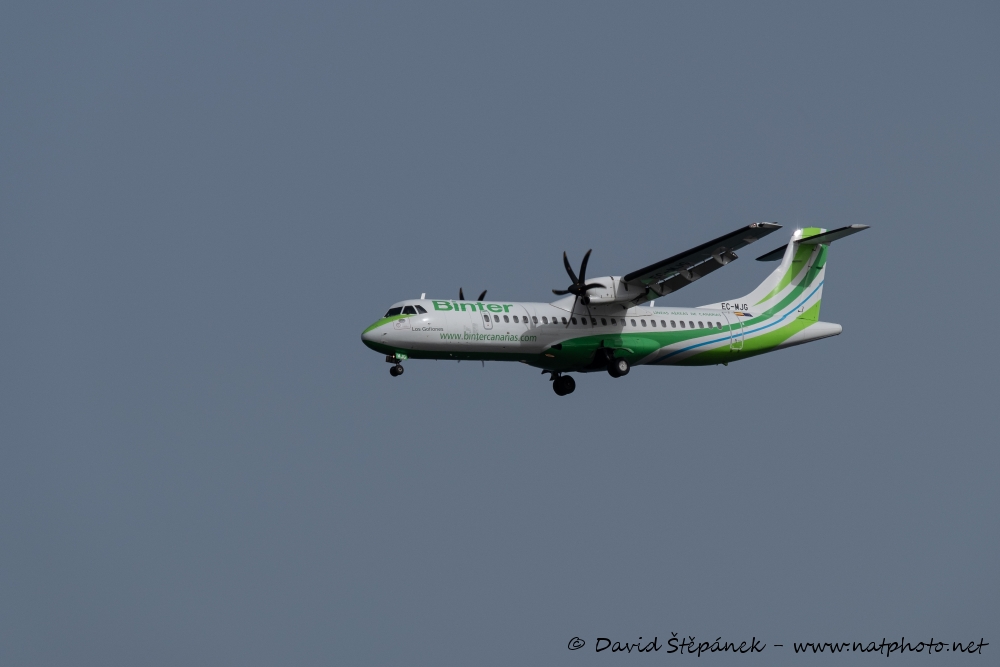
[749, 227, 827, 320]
[702, 227, 830, 320]
[701, 224, 866, 320]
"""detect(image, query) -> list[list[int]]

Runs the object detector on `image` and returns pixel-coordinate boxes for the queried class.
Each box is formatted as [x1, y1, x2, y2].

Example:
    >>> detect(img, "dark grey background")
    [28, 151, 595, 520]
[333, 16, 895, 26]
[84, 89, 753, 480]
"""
[2, 2, 997, 665]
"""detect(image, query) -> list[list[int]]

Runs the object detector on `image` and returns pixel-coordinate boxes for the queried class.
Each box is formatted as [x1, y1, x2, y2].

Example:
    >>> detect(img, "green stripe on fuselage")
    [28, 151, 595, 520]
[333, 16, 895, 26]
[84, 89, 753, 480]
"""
[678, 301, 822, 365]
[536, 325, 730, 371]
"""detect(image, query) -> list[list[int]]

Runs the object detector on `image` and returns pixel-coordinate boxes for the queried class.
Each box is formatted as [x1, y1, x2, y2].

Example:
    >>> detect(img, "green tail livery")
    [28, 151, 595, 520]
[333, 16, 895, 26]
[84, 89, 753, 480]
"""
[361, 223, 869, 396]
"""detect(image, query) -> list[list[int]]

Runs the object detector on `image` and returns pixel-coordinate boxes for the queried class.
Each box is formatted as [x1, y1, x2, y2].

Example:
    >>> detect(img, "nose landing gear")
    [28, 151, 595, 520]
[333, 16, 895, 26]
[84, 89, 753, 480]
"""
[386, 354, 405, 377]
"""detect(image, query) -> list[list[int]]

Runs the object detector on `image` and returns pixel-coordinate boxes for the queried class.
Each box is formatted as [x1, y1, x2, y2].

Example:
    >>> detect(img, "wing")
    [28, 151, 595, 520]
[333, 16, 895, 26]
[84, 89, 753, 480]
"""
[623, 222, 782, 299]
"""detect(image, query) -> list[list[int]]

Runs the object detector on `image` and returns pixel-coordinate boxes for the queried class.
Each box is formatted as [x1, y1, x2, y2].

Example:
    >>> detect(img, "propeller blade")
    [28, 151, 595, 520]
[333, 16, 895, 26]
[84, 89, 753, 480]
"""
[578, 249, 592, 284]
[552, 289, 571, 295]
[583, 282, 606, 290]
[562, 251, 579, 285]
[477, 290, 487, 301]
[566, 295, 579, 327]
[459, 288, 465, 300]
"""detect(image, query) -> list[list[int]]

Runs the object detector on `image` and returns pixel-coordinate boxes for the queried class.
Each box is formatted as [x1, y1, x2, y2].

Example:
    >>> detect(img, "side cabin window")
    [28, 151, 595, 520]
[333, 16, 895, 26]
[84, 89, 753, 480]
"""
[503, 315, 509, 323]
[601, 318, 607, 326]
[641, 319, 647, 327]
[494, 315, 500, 322]
[611, 318, 617, 325]
[483, 314, 490, 323]
[698, 321, 704, 328]
[716, 322, 722, 329]
[532, 316, 538, 323]
[650, 319, 656, 327]
[512, 315, 518, 323]
[630, 319, 636, 327]
[561, 317, 568, 324]
[385, 307, 403, 317]
[679, 320, 685, 328]
[571, 317, 577, 324]
[689, 321, 694, 328]
[670, 320, 676, 328]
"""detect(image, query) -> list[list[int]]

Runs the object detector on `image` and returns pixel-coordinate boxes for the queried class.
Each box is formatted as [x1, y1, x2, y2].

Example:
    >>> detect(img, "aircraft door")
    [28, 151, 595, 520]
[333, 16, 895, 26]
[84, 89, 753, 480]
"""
[722, 312, 744, 351]
[479, 307, 493, 330]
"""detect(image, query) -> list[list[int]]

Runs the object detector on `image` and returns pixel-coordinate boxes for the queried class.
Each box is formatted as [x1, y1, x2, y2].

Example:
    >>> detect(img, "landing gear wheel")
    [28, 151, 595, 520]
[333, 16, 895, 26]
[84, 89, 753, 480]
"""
[389, 364, 404, 377]
[553, 375, 576, 396]
[607, 357, 630, 378]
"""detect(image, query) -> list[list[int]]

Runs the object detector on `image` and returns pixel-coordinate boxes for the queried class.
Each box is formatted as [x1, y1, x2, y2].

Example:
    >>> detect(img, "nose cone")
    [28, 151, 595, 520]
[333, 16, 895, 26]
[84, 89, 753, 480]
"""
[361, 321, 387, 351]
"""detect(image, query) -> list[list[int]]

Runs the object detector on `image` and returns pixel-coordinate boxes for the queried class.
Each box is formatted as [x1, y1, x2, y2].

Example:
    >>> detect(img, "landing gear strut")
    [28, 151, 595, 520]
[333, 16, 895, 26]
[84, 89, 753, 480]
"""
[607, 357, 630, 378]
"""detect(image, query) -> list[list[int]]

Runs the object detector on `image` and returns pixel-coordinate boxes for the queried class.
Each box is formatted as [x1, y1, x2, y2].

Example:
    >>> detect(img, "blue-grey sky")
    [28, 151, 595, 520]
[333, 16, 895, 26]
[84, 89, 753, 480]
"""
[2, 2, 998, 665]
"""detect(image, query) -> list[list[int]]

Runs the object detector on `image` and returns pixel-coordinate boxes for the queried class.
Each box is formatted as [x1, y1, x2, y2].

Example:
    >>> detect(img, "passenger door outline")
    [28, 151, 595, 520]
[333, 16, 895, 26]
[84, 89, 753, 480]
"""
[722, 312, 744, 351]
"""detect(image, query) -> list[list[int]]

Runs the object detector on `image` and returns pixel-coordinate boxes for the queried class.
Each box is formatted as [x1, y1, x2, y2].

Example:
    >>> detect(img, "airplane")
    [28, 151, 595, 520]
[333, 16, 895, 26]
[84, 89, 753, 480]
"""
[361, 223, 868, 396]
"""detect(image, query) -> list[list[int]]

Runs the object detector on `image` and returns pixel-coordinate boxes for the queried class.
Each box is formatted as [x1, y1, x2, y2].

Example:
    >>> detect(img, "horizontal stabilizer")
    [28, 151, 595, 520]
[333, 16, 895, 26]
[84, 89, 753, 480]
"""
[756, 224, 869, 261]
[754, 246, 787, 262]
[798, 224, 870, 245]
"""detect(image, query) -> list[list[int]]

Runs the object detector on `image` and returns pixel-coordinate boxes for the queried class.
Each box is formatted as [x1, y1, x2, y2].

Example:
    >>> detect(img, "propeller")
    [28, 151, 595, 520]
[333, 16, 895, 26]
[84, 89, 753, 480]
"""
[552, 250, 605, 325]
[459, 288, 488, 301]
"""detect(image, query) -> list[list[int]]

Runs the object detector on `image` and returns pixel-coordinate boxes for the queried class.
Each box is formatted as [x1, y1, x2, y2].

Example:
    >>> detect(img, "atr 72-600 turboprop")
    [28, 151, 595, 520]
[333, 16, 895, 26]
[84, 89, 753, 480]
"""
[362, 223, 868, 396]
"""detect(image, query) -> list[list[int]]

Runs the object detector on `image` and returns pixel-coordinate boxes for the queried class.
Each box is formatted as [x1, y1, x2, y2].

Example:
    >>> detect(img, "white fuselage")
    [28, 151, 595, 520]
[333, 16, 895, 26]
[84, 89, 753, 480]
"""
[368, 296, 747, 363]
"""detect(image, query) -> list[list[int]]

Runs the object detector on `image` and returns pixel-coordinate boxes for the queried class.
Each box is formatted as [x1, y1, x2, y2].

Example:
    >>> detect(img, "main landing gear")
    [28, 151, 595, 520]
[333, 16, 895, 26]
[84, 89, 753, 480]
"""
[551, 373, 575, 396]
[607, 357, 630, 378]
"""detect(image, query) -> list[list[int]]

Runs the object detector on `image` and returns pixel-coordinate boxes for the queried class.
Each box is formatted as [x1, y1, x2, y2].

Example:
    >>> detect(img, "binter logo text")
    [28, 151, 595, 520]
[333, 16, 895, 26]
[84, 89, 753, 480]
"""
[433, 300, 515, 313]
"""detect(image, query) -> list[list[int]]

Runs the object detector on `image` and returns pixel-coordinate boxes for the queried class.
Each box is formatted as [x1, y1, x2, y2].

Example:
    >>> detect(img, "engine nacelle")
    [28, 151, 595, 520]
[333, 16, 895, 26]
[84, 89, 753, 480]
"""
[579, 276, 642, 304]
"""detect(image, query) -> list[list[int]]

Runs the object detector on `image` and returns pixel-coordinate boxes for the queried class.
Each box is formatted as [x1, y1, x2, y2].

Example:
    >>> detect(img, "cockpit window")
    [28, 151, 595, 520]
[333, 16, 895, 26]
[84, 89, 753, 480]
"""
[414, 305, 427, 314]
[384, 307, 403, 317]
[402, 306, 417, 315]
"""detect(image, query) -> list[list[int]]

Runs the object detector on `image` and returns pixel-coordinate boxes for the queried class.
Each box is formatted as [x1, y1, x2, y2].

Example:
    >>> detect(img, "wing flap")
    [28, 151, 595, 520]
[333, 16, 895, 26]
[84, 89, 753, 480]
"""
[648, 254, 727, 297]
